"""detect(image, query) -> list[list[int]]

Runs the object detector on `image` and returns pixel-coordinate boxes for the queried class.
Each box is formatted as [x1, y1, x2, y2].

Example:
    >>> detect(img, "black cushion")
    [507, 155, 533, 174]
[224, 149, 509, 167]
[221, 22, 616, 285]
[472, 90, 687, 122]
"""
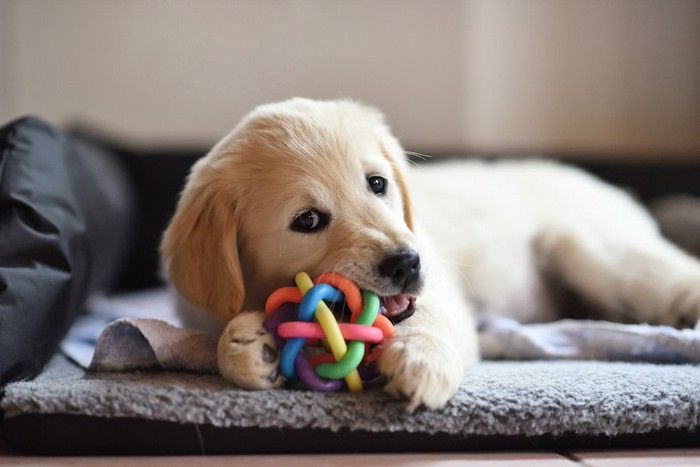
[0, 116, 134, 387]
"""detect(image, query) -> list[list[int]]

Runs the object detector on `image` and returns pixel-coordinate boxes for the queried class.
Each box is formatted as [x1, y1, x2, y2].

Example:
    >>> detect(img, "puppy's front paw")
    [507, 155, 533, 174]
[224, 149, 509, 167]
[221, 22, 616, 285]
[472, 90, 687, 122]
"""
[377, 331, 466, 411]
[217, 311, 283, 389]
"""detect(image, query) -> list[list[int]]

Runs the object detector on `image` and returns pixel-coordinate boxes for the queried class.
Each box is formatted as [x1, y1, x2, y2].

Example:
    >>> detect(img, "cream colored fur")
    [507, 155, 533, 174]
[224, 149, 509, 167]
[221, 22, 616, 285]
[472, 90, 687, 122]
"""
[162, 98, 700, 410]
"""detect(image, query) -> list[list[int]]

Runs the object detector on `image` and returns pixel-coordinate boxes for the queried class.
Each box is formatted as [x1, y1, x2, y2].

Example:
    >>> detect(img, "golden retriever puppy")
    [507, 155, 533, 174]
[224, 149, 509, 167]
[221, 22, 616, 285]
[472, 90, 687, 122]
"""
[162, 98, 700, 410]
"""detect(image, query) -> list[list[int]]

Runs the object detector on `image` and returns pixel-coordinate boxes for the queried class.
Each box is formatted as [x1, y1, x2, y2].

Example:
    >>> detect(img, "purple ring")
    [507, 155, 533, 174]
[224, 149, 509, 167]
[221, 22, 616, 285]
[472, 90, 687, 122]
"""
[264, 303, 343, 391]
[294, 353, 344, 391]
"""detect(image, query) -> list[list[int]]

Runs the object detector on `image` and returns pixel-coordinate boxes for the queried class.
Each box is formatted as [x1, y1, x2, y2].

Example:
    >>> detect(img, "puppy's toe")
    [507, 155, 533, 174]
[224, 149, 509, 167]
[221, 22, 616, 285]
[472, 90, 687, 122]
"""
[217, 311, 283, 389]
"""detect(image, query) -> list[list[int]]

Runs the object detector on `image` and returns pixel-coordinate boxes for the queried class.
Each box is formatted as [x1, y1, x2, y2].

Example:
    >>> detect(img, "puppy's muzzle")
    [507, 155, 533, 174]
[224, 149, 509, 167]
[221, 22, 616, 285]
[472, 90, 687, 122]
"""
[378, 249, 421, 292]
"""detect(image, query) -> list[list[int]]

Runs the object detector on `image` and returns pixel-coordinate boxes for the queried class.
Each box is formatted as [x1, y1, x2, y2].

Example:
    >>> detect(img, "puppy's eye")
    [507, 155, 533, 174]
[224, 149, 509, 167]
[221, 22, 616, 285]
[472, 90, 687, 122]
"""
[368, 176, 387, 195]
[291, 209, 329, 233]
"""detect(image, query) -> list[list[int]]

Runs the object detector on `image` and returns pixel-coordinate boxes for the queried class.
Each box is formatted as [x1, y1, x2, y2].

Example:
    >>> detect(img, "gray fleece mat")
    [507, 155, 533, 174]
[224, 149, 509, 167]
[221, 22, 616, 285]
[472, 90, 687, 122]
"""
[3, 354, 700, 438]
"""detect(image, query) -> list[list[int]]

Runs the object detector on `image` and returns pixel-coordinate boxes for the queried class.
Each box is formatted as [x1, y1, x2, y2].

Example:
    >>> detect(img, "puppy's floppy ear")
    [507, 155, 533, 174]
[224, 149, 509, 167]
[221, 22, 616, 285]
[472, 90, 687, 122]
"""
[385, 150, 414, 232]
[161, 161, 244, 322]
[357, 101, 415, 232]
[380, 141, 414, 232]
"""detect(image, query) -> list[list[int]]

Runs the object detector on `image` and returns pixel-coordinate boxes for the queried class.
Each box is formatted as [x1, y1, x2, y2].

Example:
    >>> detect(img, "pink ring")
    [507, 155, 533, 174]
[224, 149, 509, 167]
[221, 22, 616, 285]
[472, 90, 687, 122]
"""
[278, 322, 384, 343]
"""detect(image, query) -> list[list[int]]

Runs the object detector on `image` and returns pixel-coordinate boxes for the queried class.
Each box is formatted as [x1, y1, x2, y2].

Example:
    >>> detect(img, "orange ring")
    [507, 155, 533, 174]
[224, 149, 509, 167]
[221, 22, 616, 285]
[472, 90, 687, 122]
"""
[314, 272, 364, 320]
[264, 286, 303, 313]
[372, 314, 395, 338]
[364, 346, 383, 364]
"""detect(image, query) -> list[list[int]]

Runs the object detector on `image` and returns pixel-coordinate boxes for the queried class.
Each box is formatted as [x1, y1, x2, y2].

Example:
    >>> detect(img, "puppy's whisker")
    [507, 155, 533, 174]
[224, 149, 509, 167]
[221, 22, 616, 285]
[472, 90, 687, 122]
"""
[327, 300, 347, 323]
[458, 272, 476, 299]
[440, 258, 474, 269]
[439, 257, 476, 297]
[405, 151, 432, 160]
[404, 152, 431, 167]
[340, 301, 349, 323]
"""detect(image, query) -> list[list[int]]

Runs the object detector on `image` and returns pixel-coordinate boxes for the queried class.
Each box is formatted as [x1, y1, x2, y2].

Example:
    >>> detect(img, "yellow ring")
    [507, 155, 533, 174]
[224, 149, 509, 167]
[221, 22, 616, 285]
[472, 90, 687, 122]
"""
[295, 272, 363, 392]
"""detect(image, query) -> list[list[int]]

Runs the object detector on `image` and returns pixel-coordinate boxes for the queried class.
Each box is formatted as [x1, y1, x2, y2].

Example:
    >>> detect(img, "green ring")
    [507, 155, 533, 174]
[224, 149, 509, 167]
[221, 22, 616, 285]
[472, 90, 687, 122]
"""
[315, 291, 380, 379]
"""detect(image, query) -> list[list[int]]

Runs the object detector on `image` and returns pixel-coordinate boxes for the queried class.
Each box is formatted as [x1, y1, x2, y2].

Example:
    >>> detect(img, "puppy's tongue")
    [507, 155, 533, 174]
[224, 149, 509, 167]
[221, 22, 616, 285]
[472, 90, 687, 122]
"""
[381, 294, 411, 318]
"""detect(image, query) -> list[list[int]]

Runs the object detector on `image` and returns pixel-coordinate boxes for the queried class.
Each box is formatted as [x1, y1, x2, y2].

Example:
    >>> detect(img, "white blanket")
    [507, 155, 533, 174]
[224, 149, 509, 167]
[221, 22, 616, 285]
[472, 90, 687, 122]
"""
[60, 288, 700, 372]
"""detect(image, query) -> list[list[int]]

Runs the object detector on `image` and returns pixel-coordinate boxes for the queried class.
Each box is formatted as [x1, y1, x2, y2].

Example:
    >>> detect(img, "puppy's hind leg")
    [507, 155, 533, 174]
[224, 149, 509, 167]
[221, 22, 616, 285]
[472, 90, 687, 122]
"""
[534, 225, 700, 328]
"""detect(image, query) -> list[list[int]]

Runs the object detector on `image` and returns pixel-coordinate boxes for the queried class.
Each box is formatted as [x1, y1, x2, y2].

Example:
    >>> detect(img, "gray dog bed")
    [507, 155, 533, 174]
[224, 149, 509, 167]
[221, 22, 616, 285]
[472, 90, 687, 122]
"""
[4, 287, 700, 454]
[3, 352, 700, 454]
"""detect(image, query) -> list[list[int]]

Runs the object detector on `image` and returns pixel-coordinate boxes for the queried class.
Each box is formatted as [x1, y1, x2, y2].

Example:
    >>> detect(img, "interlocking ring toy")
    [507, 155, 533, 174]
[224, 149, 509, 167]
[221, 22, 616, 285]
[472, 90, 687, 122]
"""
[263, 272, 395, 392]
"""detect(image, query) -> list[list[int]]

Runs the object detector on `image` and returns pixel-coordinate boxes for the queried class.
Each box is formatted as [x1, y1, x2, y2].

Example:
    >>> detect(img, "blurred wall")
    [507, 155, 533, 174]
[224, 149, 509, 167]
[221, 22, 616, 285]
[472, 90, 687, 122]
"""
[462, 0, 700, 158]
[1, 0, 699, 159]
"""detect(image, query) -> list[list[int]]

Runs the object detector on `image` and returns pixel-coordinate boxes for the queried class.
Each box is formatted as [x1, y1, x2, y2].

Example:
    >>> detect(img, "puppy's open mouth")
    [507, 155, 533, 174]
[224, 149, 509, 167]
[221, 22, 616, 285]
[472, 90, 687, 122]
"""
[380, 294, 416, 324]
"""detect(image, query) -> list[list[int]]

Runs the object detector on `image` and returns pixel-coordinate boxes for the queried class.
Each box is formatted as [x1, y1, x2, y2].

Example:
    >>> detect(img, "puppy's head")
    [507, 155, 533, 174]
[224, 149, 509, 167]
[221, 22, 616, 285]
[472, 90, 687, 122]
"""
[161, 98, 421, 323]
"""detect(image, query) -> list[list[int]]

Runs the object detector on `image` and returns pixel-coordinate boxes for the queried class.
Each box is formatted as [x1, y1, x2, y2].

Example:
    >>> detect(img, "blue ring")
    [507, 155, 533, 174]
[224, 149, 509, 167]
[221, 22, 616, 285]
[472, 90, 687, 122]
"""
[297, 283, 344, 321]
[279, 282, 344, 379]
[280, 337, 305, 378]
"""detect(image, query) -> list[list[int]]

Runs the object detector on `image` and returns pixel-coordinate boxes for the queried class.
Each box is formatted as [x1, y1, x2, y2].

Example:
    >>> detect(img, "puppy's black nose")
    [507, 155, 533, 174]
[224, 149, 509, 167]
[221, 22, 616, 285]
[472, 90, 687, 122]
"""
[379, 249, 421, 289]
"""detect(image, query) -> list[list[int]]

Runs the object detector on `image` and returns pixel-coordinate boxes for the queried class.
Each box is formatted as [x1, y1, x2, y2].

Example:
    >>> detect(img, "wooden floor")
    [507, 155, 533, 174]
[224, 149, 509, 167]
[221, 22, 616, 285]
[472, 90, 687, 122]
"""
[2, 437, 700, 466]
